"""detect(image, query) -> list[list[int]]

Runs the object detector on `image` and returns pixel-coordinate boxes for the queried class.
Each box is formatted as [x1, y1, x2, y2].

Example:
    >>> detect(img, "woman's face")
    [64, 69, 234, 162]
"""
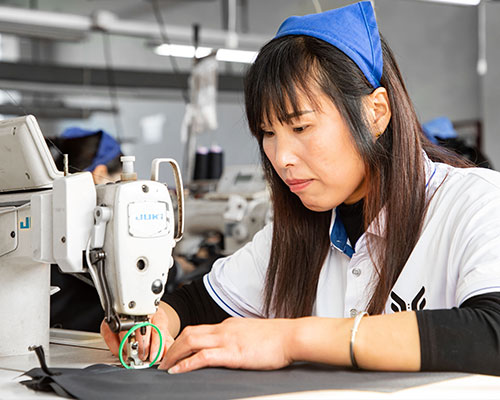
[261, 92, 367, 212]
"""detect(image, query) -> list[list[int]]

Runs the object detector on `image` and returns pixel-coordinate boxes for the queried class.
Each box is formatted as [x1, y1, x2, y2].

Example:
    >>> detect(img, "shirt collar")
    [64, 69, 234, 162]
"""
[329, 152, 439, 257]
[329, 211, 355, 257]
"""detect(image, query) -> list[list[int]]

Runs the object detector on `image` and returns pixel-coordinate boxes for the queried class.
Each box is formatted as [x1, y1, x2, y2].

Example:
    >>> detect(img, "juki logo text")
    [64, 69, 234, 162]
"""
[135, 213, 164, 221]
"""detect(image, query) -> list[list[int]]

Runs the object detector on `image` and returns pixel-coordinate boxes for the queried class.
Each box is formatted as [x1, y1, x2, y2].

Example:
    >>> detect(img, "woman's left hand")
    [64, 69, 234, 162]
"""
[159, 317, 296, 373]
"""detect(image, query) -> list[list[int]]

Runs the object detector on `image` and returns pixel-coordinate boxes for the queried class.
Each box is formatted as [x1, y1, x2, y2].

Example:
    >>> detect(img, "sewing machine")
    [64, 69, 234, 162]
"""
[176, 164, 272, 258]
[0, 115, 184, 368]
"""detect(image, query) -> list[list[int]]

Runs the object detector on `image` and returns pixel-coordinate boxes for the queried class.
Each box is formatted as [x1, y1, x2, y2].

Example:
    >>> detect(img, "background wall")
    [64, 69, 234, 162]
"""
[483, 1, 500, 168]
[376, 0, 479, 122]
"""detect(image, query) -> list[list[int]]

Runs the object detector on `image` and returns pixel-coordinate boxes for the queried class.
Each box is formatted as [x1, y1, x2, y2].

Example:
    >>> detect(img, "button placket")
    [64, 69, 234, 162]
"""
[344, 249, 374, 318]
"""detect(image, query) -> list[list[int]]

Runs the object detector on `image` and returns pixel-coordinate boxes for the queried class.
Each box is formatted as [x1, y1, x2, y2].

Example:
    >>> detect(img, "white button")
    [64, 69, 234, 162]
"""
[352, 268, 361, 277]
[349, 308, 358, 318]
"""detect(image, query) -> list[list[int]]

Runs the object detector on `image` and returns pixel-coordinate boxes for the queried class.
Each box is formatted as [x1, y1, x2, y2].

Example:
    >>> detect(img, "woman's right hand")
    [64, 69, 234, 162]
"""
[100, 305, 175, 363]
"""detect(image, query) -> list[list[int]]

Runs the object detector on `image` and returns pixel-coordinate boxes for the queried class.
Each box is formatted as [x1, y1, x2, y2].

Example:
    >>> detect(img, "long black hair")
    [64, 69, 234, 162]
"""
[245, 35, 468, 317]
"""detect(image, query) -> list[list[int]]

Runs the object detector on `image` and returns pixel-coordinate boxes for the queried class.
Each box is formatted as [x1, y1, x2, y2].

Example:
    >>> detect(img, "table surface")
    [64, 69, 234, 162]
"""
[1, 330, 500, 400]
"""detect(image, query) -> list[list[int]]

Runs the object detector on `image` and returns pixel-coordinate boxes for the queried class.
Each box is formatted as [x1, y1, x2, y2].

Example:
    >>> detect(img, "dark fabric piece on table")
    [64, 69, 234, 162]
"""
[336, 199, 364, 248]
[164, 277, 231, 333]
[417, 292, 500, 375]
[21, 363, 468, 400]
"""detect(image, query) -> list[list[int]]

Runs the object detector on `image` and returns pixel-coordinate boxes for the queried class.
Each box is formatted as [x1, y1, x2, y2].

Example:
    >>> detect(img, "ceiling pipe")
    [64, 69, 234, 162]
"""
[0, 5, 269, 50]
[0, 6, 90, 41]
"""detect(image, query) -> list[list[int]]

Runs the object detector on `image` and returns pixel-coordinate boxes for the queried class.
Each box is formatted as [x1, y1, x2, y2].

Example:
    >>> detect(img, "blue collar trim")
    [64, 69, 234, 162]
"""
[330, 214, 354, 258]
[425, 167, 437, 188]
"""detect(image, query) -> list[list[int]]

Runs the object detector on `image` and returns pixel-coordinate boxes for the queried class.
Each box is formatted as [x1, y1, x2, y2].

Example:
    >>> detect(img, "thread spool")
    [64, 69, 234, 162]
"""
[120, 155, 137, 181]
[193, 146, 209, 181]
[208, 145, 224, 180]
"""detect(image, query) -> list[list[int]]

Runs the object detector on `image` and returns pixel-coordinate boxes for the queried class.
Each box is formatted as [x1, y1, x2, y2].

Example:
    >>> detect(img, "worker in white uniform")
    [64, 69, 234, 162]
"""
[102, 1, 500, 375]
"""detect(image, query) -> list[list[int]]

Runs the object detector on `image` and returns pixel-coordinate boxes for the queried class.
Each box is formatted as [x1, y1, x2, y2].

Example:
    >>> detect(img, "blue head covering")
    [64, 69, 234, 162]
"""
[61, 127, 122, 172]
[274, 1, 382, 88]
[422, 117, 458, 144]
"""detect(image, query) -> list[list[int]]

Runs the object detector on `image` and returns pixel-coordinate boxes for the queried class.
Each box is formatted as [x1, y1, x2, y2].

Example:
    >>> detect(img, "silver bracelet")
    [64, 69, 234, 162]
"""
[350, 311, 368, 369]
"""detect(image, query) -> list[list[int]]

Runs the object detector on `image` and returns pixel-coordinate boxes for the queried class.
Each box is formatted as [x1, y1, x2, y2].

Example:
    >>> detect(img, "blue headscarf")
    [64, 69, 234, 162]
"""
[61, 127, 122, 172]
[274, 1, 383, 88]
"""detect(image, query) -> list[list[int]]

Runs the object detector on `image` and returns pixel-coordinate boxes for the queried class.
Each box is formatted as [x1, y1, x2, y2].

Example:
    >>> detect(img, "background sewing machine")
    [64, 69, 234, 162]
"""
[0, 115, 183, 368]
[176, 164, 272, 267]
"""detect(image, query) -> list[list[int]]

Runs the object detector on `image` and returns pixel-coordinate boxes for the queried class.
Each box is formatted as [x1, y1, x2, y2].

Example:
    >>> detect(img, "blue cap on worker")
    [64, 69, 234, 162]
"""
[61, 127, 122, 172]
[274, 1, 382, 88]
[422, 117, 458, 145]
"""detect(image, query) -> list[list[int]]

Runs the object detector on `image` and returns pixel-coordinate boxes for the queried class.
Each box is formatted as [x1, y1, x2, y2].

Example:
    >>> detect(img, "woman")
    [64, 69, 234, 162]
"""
[102, 1, 500, 375]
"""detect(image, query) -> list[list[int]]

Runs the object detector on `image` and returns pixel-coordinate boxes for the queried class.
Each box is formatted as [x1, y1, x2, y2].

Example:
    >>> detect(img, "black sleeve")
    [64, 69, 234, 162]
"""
[162, 277, 231, 334]
[416, 292, 500, 375]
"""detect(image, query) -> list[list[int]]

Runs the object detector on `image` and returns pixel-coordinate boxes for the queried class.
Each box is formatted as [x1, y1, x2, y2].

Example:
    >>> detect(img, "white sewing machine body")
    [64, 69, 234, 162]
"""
[0, 115, 62, 357]
[0, 115, 184, 361]
[0, 190, 51, 357]
[95, 179, 176, 317]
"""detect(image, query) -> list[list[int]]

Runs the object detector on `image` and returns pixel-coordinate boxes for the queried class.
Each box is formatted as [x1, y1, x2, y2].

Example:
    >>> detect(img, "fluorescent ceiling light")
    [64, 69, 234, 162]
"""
[154, 43, 258, 64]
[412, 0, 481, 5]
[215, 49, 258, 64]
[154, 44, 212, 58]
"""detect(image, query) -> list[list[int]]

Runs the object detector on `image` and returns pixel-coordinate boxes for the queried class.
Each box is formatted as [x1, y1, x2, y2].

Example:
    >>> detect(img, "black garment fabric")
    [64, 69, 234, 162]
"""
[336, 199, 364, 249]
[163, 278, 231, 333]
[22, 363, 467, 400]
[417, 292, 500, 375]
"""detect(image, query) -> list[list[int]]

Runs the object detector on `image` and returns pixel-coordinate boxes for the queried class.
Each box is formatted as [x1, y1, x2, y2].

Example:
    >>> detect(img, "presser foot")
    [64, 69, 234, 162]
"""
[126, 333, 149, 369]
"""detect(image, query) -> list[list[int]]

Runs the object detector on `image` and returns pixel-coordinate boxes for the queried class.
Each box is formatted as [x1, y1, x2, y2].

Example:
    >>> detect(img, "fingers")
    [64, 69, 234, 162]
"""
[150, 327, 173, 363]
[101, 307, 177, 365]
[149, 308, 172, 363]
[166, 348, 227, 374]
[159, 326, 220, 370]
[152, 332, 173, 364]
[100, 319, 150, 362]
[100, 319, 120, 358]
[132, 323, 170, 363]
[158, 318, 294, 373]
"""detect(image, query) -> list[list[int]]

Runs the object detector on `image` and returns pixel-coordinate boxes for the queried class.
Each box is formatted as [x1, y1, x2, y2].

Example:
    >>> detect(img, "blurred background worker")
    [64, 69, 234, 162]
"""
[49, 127, 123, 183]
[422, 117, 492, 169]
[47, 127, 123, 332]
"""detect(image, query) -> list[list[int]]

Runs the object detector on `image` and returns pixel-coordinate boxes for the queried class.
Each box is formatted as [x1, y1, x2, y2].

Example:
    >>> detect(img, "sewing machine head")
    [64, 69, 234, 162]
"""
[0, 115, 184, 368]
[89, 157, 184, 332]
[87, 157, 184, 368]
[45, 149, 184, 369]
